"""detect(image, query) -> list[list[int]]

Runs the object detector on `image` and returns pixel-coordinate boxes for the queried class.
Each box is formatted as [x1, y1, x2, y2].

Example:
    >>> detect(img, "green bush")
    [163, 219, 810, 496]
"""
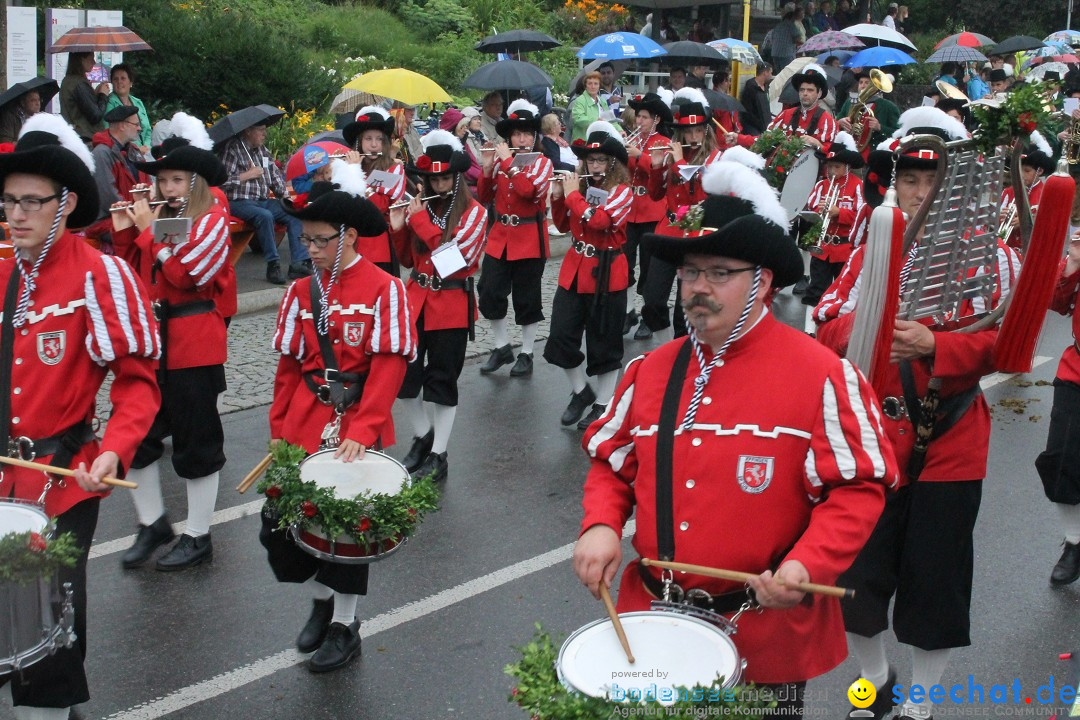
[398, 0, 474, 36]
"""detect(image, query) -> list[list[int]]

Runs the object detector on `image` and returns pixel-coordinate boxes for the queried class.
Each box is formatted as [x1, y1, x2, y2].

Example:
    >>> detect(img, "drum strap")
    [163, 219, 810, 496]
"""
[898, 360, 981, 482]
[655, 338, 693, 562]
[0, 269, 21, 461]
[788, 106, 824, 138]
[308, 278, 350, 415]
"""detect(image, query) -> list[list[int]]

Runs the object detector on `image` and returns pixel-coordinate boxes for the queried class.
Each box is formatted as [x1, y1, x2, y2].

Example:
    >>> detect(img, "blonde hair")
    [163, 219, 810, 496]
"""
[540, 113, 561, 135]
[674, 124, 718, 166]
[576, 153, 631, 192]
[158, 172, 212, 220]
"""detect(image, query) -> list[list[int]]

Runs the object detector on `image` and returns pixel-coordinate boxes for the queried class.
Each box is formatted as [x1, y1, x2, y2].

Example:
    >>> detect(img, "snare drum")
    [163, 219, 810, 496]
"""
[290, 450, 411, 565]
[557, 610, 745, 704]
[0, 499, 75, 674]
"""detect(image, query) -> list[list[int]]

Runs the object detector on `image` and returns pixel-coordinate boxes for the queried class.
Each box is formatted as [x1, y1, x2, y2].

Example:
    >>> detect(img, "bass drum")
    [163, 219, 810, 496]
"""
[779, 148, 821, 223]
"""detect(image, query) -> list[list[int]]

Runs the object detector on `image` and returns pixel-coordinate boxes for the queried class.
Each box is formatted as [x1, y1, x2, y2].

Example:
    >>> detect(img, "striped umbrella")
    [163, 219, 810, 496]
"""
[934, 31, 994, 49]
[925, 45, 987, 64]
[46, 26, 151, 53]
[798, 30, 865, 55]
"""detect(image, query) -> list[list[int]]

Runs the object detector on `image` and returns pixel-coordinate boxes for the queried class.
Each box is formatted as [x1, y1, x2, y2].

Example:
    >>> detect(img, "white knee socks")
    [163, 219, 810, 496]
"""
[595, 370, 620, 408]
[803, 306, 817, 334]
[847, 631, 890, 690]
[7, 689, 68, 720]
[127, 461, 164, 526]
[183, 472, 219, 537]
[564, 365, 588, 394]
[304, 577, 333, 601]
[491, 318, 509, 348]
[1055, 503, 1080, 544]
[400, 396, 432, 438]
[900, 647, 951, 719]
[521, 323, 538, 355]
[431, 404, 456, 455]
[331, 592, 359, 626]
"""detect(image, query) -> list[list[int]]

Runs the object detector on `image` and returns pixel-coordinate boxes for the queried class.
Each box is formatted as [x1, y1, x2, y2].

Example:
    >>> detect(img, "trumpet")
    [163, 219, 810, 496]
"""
[389, 193, 446, 210]
[998, 201, 1017, 239]
[109, 199, 175, 212]
[1065, 115, 1080, 165]
[802, 179, 841, 255]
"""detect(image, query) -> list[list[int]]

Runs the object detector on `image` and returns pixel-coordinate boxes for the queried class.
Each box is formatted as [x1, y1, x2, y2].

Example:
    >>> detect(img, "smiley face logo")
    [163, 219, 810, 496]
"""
[848, 678, 877, 708]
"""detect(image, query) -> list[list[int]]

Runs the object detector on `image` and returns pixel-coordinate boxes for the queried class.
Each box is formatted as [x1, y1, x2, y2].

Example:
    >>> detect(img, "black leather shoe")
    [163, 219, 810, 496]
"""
[266, 261, 286, 285]
[851, 667, 897, 720]
[622, 309, 638, 335]
[480, 344, 514, 374]
[401, 429, 434, 473]
[296, 597, 334, 653]
[509, 352, 533, 377]
[792, 275, 809, 296]
[577, 403, 607, 431]
[413, 451, 448, 483]
[121, 515, 175, 569]
[308, 620, 362, 673]
[561, 385, 597, 426]
[155, 533, 213, 571]
[288, 259, 313, 278]
[1051, 540, 1080, 586]
[633, 321, 653, 340]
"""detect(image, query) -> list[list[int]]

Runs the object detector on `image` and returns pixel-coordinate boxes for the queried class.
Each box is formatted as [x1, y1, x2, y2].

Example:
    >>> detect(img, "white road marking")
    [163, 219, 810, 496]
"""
[104, 520, 637, 719]
[980, 355, 1053, 390]
[89, 500, 264, 559]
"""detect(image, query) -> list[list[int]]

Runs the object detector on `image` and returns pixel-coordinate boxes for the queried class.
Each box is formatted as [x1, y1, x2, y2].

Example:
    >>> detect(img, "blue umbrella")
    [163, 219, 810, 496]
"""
[1046, 30, 1080, 47]
[817, 49, 856, 64]
[577, 32, 667, 60]
[844, 46, 916, 68]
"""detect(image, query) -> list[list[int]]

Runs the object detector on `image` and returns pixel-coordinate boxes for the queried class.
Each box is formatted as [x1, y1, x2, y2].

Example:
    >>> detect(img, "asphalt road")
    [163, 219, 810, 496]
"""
[3, 295, 1080, 720]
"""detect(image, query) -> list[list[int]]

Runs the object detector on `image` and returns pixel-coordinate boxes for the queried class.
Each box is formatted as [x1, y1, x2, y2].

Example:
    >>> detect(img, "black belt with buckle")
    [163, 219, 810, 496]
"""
[667, 211, 677, 224]
[638, 562, 747, 614]
[881, 396, 908, 421]
[8, 423, 96, 462]
[409, 270, 467, 292]
[572, 240, 598, 258]
[152, 299, 215, 322]
[632, 185, 649, 196]
[496, 213, 538, 227]
[303, 369, 367, 407]
[820, 235, 849, 246]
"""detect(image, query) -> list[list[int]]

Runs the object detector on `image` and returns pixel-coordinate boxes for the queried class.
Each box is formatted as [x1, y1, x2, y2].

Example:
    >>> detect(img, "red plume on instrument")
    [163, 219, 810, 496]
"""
[993, 170, 1076, 372]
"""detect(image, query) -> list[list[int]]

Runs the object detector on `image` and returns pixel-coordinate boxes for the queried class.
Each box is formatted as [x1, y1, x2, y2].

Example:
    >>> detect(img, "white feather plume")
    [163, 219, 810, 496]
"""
[18, 113, 94, 173]
[891, 107, 968, 142]
[655, 87, 675, 108]
[1028, 130, 1052, 157]
[833, 131, 858, 154]
[719, 146, 765, 171]
[355, 105, 390, 122]
[421, 129, 463, 153]
[802, 63, 827, 80]
[330, 159, 368, 199]
[585, 120, 625, 145]
[701, 161, 788, 229]
[167, 112, 213, 151]
[673, 86, 709, 112]
[506, 99, 540, 118]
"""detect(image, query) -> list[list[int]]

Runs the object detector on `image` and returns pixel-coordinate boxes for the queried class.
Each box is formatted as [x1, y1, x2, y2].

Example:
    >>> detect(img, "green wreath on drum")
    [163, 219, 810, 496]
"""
[0, 526, 78, 585]
[970, 81, 1055, 156]
[257, 441, 439, 559]
[750, 129, 806, 191]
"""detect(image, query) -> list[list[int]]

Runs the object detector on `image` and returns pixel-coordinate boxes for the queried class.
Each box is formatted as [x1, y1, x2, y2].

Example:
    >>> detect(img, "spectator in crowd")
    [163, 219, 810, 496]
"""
[442, 107, 482, 190]
[90, 106, 149, 233]
[834, 0, 857, 26]
[990, 68, 1010, 94]
[668, 67, 688, 91]
[392, 102, 423, 166]
[882, 2, 898, 28]
[0, 87, 42, 144]
[480, 91, 504, 143]
[896, 5, 909, 33]
[598, 62, 625, 114]
[968, 64, 992, 100]
[570, 71, 610, 142]
[462, 106, 485, 145]
[686, 65, 710, 89]
[540, 112, 575, 173]
[766, 4, 803, 74]
[622, 13, 637, 33]
[641, 13, 654, 40]
[219, 122, 309, 285]
[823, 55, 843, 69]
[60, 51, 110, 144]
[105, 64, 151, 157]
[660, 17, 679, 41]
[936, 62, 960, 87]
[740, 62, 773, 135]
[813, 0, 840, 31]
[803, 2, 820, 37]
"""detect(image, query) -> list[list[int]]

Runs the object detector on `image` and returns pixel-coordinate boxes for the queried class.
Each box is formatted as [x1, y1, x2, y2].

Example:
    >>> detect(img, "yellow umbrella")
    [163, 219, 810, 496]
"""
[343, 69, 452, 106]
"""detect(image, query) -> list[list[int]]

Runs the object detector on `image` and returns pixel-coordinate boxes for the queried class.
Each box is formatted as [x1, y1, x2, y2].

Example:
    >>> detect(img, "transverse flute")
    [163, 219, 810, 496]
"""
[329, 152, 382, 158]
[389, 194, 446, 210]
[109, 200, 174, 212]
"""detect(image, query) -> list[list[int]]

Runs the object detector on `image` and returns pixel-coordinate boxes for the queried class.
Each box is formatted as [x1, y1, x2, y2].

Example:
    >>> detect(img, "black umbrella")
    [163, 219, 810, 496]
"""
[0, 77, 60, 111]
[702, 88, 745, 113]
[463, 60, 553, 91]
[308, 129, 347, 144]
[475, 29, 561, 55]
[661, 41, 728, 67]
[988, 35, 1047, 55]
[208, 104, 286, 145]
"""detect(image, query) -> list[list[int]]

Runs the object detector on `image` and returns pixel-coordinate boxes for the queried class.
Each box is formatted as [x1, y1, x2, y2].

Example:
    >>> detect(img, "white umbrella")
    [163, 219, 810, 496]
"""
[841, 23, 917, 51]
[769, 57, 814, 103]
[1027, 61, 1070, 80]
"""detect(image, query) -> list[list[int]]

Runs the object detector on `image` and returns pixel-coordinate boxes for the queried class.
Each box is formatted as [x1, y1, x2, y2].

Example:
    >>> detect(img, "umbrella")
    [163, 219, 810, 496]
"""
[660, 41, 728, 66]
[1026, 44, 1074, 60]
[1030, 54, 1080, 66]
[769, 57, 840, 103]
[776, 66, 842, 105]
[798, 31, 865, 55]
[307, 129, 347, 145]
[47, 26, 151, 53]
[844, 46, 916, 68]
[709, 38, 763, 65]
[285, 141, 351, 183]
[925, 46, 987, 64]
[988, 36, 1046, 55]
[841, 23, 917, 51]
[816, 50, 857, 64]
[475, 30, 561, 55]
[1027, 62, 1070, 80]
[209, 105, 286, 145]
[569, 59, 633, 95]
[329, 88, 385, 115]
[702, 88, 745, 113]
[343, 68, 452, 106]
[935, 31, 994, 49]
[1046, 30, 1080, 48]
[578, 32, 667, 60]
[463, 60, 553, 91]
[0, 77, 59, 110]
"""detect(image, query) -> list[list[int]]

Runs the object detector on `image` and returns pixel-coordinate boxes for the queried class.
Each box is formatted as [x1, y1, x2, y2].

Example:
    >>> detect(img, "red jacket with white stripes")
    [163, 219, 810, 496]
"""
[626, 133, 669, 224]
[813, 239, 1016, 484]
[551, 184, 633, 293]
[767, 106, 838, 146]
[270, 258, 416, 452]
[114, 203, 231, 369]
[1051, 258, 1080, 386]
[1000, 179, 1044, 251]
[646, 148, 723, 230]
[713, 109, 756, 150]
[804, 172, 864, 264]
[580, 312, 895, 684]
[358, 161, 407, 266]
[477, 155, 552, 261]
[0, 234, 161, 517]
[847, 202, 872, 249]
[395, 198, 487, 331]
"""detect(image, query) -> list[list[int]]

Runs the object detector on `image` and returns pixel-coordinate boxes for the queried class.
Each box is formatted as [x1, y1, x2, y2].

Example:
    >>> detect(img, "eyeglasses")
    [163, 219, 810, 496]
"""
[0, 194, 62, 213]
[677, 265, 756, 285]
[298, 232, 340, 249]
[126, 119, 142, 129]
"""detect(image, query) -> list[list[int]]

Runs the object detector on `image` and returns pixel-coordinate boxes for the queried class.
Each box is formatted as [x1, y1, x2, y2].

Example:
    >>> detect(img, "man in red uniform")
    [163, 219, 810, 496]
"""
[573, 155, 895, 713]
[814, 107, 1000, 720]
[999, 130, 1053, 250]
[0, 113, 160, 718]
[768, 65, 837, 149]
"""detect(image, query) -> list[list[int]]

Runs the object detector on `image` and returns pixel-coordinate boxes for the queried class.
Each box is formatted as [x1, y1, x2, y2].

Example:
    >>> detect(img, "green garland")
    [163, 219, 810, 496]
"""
[750, 128, 808, 191]
[257, 441, 439, 553]
[798, 216, 824, 252]
[506, 625, 777, 719]
[0, 528, 79, 585]
[970, 81, 1057, 156]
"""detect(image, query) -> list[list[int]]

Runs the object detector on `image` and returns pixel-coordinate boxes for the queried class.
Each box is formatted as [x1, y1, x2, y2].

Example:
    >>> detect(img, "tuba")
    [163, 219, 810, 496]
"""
[848, 69, 894, 151]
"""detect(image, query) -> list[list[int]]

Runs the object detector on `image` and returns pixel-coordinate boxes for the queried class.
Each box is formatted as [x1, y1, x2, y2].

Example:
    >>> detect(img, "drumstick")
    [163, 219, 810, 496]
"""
[640, 558, 854, 599]
[598, 583, 635, 664]
[712, 118, 731, 135]
[0, 455, 136, 489]
[236, 453, 272, 494]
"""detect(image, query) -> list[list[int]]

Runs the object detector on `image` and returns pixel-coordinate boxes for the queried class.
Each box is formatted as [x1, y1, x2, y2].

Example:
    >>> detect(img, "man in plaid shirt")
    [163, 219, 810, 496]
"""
[219, 123, 309, 284]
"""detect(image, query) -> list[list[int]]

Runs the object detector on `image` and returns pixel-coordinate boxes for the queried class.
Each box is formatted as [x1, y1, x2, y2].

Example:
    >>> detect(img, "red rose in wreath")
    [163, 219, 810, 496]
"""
[28, 533, 47, 553]
[302, 501, 318, 518]
[415, 155, 432, 170]
[357, 517, 371, 533]
[1018, 112, 1037, 134]
[265, 485, 282, 499]
[776, 166, 786, 174]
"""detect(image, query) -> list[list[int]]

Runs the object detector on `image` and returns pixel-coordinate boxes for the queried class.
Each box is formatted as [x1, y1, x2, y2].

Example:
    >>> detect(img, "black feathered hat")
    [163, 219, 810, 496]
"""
[627, 92, 674, 124]
[408, 130, 472, 176]
[495, 99, 542, 139]
[570, 121, 628, 165]
[134, 112, 227, 186]
[342, 105, 395, 149]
